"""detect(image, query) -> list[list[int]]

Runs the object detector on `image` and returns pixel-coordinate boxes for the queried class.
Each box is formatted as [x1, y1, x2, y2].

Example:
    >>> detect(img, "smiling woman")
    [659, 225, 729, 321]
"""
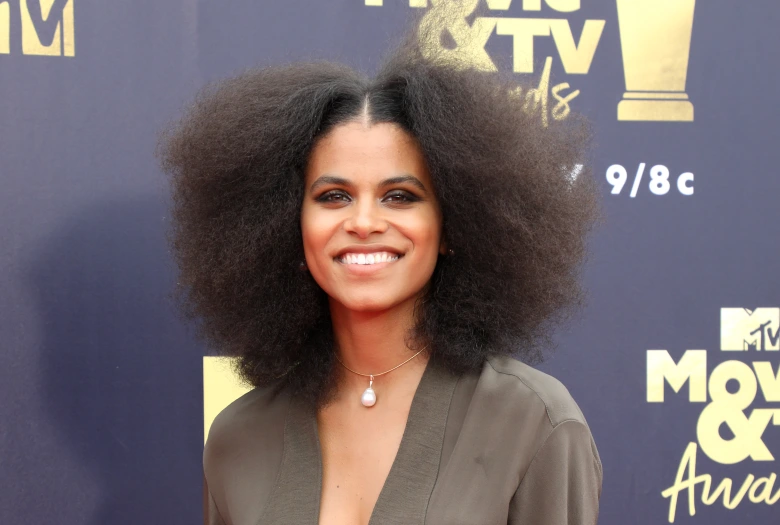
[157, 6, 603, 525]
[302, 122, 444, 316]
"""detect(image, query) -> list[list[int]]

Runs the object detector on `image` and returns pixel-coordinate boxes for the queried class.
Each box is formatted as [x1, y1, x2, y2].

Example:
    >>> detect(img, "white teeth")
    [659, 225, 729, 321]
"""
[338, 251, 401, 265]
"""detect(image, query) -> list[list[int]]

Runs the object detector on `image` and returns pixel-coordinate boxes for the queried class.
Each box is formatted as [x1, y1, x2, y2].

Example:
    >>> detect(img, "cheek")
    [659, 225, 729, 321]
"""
[301, 206, 339, 282]
[403, 213, 443, 259]
[300, 207, 326, 259]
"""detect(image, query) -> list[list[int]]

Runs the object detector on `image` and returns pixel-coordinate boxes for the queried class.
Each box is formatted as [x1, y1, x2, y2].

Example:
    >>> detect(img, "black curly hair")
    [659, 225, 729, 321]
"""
[157, 7, 603, 408]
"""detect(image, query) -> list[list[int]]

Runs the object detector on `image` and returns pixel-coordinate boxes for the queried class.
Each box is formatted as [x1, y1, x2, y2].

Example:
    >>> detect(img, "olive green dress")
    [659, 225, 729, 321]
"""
[203, 354, 603, 524]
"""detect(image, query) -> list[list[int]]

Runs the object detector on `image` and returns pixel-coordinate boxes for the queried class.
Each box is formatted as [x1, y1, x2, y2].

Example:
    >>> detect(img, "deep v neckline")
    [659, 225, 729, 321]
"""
[258, 356, 460, 525]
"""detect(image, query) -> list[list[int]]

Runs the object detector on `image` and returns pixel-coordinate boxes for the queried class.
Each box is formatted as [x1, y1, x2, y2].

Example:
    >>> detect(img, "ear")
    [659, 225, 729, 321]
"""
[439, 238, 447, 255]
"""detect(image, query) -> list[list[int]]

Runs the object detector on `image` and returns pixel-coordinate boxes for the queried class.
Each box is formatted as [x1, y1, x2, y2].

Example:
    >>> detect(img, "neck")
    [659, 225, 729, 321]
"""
[328, 295, 429, 393]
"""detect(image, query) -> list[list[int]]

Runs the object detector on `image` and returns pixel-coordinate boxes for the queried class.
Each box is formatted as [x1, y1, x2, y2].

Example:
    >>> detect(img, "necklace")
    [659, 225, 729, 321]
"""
[334, 346, 428, 407]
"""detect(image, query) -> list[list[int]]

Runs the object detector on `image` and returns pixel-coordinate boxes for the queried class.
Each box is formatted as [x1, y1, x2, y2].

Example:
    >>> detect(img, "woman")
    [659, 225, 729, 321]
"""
[158, 9, 603, 525]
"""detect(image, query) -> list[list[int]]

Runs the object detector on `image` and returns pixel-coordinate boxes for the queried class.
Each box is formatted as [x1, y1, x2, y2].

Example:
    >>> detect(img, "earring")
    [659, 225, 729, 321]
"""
[299, 260, 308, 271]
[447, 248, 455, 256]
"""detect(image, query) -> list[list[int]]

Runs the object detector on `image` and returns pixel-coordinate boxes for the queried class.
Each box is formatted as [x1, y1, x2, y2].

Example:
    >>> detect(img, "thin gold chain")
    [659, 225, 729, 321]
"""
[334, 346, 428, 378]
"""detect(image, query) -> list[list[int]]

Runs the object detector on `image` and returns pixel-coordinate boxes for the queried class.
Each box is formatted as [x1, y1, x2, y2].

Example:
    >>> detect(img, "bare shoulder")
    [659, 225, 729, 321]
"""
[484, 354, 588, 428]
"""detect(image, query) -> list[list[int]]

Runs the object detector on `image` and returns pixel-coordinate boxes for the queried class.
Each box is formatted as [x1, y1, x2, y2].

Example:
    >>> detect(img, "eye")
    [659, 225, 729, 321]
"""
[383, 190, 419, 204]
[316, 190, 351, 204]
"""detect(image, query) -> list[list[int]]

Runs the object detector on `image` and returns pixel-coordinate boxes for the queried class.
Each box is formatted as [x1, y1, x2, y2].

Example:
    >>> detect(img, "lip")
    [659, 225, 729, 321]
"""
[333, 244, 405, 259]
[335, 256, 402, 275]
[332, 245, 405, 275]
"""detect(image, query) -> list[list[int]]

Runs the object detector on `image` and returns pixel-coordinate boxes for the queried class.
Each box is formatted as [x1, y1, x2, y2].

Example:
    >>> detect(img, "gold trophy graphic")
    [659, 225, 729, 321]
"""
[616, 0, 695, 121]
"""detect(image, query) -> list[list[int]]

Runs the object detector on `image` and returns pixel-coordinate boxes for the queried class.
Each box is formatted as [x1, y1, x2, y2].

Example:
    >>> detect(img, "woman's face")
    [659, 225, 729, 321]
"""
[301, 120, 444, 314]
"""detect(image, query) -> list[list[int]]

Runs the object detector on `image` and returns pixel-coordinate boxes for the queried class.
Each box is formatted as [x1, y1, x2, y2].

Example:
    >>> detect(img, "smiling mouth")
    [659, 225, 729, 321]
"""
[336, 252, 403, 265]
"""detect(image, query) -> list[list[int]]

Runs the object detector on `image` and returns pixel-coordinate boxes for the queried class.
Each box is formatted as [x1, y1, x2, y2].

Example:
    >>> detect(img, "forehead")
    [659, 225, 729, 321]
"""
[305, 121, 431, 185]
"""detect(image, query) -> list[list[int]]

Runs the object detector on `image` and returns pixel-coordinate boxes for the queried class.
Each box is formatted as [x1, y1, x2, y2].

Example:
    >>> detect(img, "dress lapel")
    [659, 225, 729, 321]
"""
[259, 356, 459, 525]
[257, 393, 322, 524]
[368, 357, 459, 524]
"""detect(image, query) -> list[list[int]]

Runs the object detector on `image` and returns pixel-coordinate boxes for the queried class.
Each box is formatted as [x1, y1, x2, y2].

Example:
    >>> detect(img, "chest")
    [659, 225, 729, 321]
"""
[316, 401, 411, 525]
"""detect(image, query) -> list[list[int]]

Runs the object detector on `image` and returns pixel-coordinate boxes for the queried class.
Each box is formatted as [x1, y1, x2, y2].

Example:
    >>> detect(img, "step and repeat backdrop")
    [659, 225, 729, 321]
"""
[1, 1, 779, 524]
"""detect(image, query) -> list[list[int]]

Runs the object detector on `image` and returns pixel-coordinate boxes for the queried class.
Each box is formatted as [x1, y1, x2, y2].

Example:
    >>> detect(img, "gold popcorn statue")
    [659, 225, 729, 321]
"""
[616, 0, 695, 121]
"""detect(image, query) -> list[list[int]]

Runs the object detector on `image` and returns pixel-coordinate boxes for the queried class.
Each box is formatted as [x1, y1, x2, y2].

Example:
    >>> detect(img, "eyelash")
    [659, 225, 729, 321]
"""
[315, 190, 419, 204]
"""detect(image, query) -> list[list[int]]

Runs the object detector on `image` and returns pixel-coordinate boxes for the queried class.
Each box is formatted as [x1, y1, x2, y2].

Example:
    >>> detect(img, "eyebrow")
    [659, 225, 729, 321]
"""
[309, 174, 427, 193]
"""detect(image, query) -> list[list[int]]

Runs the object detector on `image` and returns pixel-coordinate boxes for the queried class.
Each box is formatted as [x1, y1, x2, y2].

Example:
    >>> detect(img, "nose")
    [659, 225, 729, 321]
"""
[343, 199, 388, 238]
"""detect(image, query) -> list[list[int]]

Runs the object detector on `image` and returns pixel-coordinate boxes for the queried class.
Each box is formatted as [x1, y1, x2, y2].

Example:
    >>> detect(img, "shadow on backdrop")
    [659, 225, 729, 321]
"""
[25, 195, 203, 524]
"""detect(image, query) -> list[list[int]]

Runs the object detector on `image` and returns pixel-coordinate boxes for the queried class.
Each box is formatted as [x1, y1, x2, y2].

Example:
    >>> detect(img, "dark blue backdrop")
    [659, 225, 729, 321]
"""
[1, 1, 778, 523]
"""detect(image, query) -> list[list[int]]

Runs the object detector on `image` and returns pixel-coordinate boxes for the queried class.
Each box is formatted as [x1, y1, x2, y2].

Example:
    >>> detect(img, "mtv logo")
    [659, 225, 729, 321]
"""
[0, 0, 75, 56]
[720, 308, 780, 351]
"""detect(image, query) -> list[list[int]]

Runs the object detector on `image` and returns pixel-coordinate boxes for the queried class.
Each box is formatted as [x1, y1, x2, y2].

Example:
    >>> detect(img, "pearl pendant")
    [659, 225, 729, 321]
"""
[361, 375, 377, 407]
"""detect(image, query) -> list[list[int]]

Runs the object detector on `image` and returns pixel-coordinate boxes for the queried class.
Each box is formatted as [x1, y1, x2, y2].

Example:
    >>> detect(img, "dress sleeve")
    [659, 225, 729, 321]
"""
[508, 419, 603, 525]
[204, 474, 228, 525]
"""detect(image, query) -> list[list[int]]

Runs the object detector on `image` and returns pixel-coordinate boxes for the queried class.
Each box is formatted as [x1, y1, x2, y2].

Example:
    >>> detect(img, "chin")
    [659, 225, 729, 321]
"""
[331, 290, 415, 314]
[339, 296, 398, 313]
